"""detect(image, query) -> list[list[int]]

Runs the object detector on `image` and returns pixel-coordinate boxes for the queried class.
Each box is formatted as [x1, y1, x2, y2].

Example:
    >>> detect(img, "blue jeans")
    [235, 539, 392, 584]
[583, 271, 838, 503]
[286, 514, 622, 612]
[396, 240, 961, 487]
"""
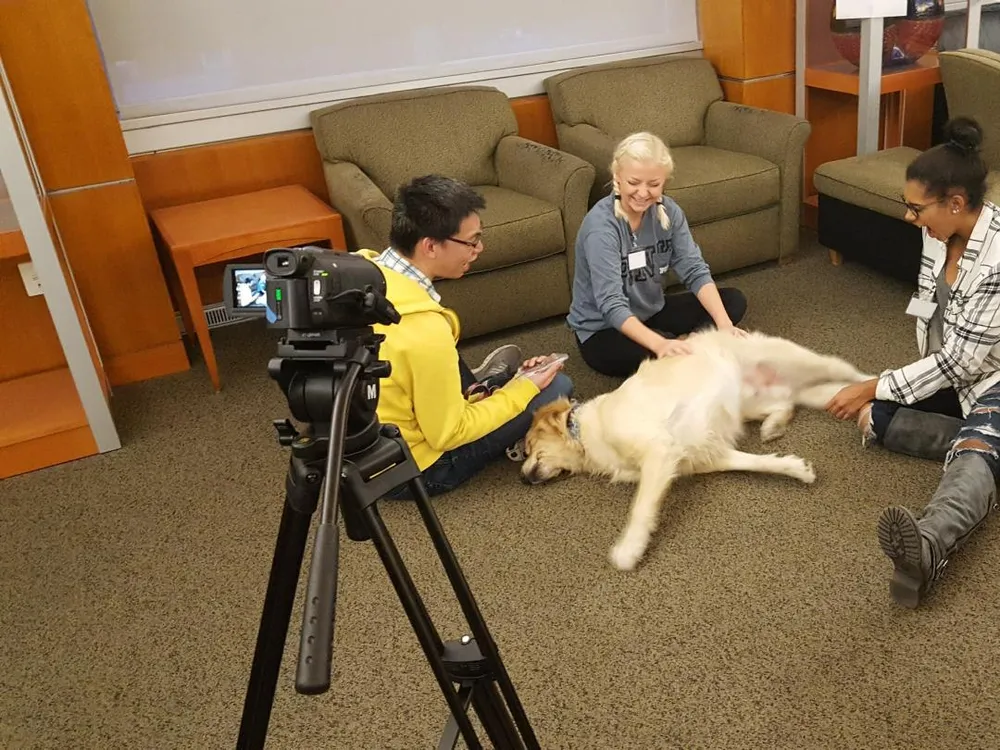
[391, 358, 574, 498]
[947, 384, 1000, 479]
[869, 383, 1000, 479]
[870, 388, 963, 440]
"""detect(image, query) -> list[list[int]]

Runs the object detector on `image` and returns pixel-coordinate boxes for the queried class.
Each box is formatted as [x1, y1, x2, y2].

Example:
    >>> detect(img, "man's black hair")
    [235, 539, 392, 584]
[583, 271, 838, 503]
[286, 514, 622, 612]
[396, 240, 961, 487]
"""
[389, 174, 486, 257]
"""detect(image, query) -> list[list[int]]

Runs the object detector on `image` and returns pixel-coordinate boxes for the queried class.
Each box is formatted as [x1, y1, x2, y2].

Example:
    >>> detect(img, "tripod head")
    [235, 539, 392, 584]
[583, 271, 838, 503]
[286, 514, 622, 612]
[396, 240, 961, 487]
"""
[225, 244, 400, 455]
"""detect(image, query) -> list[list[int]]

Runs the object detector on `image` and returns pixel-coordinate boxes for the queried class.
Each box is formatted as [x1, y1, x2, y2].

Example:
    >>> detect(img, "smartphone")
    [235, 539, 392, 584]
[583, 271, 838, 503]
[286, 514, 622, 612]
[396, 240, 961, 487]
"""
[517, 353, 569, 378]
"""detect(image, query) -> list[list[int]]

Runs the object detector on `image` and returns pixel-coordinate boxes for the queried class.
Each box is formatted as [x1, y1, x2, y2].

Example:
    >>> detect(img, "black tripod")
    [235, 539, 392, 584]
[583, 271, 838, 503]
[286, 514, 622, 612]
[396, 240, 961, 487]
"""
[235, 330, 540, 750]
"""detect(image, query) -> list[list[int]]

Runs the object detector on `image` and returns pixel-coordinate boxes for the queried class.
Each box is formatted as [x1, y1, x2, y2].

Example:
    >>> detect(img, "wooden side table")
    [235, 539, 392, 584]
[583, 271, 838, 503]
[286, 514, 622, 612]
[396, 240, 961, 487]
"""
[151, 185, 346, 391]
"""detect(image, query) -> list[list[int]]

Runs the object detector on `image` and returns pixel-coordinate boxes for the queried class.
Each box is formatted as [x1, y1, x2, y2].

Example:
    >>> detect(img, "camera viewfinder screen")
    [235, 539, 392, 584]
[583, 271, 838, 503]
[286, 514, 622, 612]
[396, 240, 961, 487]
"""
[234, 270, 267, 309]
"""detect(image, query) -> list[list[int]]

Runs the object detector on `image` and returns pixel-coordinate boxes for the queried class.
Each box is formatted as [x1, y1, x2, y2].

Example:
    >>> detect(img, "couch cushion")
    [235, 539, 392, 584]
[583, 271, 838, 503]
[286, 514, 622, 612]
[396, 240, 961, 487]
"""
[666, 146, 779, 226]
[469, 186, 564, 274]
[310, 85, 517, 200]
[813, 147, 921, 220]
[544, 55, 723, 148]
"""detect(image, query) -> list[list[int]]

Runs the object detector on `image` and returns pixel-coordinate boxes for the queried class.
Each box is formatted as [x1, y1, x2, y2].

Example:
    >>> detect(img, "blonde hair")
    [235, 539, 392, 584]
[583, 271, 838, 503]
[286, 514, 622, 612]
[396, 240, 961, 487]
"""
[611, 131, 673, 230]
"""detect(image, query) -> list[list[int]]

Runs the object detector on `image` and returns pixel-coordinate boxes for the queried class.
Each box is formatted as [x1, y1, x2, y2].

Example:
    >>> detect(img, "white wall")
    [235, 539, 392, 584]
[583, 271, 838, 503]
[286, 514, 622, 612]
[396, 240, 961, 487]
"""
[84, 0, 702, 154]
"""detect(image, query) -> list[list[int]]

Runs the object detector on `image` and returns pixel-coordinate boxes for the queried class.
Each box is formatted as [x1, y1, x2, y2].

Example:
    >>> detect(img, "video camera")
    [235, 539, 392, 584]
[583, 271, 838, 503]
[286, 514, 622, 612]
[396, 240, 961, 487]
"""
[223, 245, 400, 337]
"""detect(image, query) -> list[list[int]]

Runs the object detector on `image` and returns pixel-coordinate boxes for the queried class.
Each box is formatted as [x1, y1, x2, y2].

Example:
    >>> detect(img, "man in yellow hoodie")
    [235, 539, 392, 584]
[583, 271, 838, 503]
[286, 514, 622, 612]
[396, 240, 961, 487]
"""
[356, 174, 573, 496]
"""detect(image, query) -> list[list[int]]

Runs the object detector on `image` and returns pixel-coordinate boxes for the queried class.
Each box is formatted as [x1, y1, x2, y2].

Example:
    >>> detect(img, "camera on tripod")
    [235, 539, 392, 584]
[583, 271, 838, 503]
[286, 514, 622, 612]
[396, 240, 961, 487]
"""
[223, 245, 399, 335]
[227, 245, 539, 750]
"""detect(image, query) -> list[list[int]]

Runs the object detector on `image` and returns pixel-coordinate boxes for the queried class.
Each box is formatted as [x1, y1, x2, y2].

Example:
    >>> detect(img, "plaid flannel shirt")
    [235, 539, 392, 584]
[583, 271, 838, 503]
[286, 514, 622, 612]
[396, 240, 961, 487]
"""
[876, 201, 1000, 416]
[375, 246, 441, 303]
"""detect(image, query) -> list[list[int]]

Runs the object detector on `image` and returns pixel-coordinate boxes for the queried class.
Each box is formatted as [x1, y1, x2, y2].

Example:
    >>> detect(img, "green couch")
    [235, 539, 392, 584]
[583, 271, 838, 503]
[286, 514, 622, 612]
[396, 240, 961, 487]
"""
[814, 48, 1000, 284]
[310, 85, 595, 339]
[543, 53, 812, 276]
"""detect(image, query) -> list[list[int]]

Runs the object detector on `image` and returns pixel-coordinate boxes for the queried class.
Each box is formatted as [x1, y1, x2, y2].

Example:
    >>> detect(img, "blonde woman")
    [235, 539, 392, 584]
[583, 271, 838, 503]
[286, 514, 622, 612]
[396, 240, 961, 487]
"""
[567, 131, 748, 377]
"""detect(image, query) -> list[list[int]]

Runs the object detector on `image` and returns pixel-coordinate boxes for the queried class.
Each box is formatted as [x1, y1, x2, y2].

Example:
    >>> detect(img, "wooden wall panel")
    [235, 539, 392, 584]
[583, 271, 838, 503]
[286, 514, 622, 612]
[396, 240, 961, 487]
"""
[131, 131, 330, 212]
[720, 76, 796, 114]
[804, 90, 859, 197]
[0, 257, 67, 380]
[510, 95, 559, 148]
[0, 0, 132, 190]
[700, 0, 747, 78]
[47, 183, 188, 382]
[702, 0, 796, 80]
[743, 0, 796, 79]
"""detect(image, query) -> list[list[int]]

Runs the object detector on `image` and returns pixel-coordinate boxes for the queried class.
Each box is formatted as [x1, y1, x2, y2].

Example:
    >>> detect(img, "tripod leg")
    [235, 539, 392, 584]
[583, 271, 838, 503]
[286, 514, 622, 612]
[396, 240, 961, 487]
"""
[437, 684, 475, 750]
[408, 477, 541, 750]
[237, 449, 324, 750]
[471, 680, 524, 749]
[357, 500, 484, 750]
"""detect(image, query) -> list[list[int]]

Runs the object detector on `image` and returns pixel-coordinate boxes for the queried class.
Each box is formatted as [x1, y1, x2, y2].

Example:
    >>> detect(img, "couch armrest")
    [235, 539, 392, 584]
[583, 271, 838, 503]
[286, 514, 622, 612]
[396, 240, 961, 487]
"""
[495, 135, 596, 283]
[704, 101, 811, 261]
[556, 124, 618, 201]
[322, 161, 393, 250]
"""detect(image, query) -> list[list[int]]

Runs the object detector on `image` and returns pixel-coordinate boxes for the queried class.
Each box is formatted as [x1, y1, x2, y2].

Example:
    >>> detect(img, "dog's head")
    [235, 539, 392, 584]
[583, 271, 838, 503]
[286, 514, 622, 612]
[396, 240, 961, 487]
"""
[521, 398, 586, 485]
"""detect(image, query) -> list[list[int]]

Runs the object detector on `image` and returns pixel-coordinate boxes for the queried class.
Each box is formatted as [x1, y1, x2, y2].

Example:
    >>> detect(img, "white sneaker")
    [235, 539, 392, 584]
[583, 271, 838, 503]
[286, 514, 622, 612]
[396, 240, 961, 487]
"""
[471, 344, 523, 382]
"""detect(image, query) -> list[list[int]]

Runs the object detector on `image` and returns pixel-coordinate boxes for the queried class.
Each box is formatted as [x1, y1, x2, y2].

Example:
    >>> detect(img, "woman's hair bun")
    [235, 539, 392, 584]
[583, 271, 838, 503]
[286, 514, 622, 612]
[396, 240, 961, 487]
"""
[943, 116, 983, 155]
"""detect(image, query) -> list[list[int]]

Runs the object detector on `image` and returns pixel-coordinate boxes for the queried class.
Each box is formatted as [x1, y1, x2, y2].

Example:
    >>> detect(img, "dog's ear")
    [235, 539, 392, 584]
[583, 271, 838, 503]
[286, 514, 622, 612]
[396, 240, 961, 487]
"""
[531, 397, 572, 431]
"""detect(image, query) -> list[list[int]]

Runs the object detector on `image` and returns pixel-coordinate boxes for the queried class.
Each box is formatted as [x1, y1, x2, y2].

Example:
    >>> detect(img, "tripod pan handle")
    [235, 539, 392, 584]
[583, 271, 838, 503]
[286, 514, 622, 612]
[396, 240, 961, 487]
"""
[295, 521, 340, 695]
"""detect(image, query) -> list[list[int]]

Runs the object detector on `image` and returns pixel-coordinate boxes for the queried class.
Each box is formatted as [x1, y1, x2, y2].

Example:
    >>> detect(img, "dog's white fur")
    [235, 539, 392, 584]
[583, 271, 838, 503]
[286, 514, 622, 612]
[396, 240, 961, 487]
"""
[521, 328, 872, 571]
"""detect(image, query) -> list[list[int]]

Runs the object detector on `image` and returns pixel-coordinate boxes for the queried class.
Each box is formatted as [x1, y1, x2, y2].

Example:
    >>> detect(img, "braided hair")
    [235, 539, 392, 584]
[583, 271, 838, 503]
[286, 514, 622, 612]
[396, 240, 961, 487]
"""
[610, 131, 674, 230]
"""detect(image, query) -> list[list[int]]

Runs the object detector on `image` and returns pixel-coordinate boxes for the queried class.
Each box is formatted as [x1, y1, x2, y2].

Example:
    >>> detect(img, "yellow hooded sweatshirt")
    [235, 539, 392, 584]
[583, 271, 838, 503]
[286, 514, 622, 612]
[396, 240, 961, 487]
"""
[357, 250, 540, 471]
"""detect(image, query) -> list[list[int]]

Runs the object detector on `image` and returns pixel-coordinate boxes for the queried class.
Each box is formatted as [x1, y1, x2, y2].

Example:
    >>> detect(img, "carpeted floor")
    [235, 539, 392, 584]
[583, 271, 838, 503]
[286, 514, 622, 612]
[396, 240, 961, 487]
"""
[3, 234, 1000, 750]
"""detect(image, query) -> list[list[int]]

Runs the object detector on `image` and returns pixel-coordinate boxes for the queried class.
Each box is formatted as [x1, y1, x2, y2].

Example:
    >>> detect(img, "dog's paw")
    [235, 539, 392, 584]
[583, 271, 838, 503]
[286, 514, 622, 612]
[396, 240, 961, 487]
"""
[787, 457, 816, 484]
[759, 419, 787, 443]
[609, 533, 647, 571]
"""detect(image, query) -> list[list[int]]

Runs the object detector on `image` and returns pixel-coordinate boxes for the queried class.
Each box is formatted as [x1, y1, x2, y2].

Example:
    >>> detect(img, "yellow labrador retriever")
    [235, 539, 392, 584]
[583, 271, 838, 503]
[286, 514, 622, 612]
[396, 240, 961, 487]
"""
[521, 328, 871, 571]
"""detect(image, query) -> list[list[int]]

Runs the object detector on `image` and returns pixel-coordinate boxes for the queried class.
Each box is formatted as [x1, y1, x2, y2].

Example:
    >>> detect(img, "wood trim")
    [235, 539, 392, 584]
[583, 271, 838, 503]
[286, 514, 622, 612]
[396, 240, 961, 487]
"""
[0, 0, 132, 191]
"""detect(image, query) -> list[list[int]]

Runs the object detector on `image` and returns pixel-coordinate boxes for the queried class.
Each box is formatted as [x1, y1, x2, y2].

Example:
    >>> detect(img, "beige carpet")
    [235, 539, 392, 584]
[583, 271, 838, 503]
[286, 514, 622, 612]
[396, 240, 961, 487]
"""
[3, 235, 999, 750]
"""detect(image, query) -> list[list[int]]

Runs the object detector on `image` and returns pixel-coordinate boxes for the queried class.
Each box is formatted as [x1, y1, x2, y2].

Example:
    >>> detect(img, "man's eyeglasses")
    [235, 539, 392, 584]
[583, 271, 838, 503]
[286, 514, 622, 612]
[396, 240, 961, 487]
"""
[447, 235, 483, 249]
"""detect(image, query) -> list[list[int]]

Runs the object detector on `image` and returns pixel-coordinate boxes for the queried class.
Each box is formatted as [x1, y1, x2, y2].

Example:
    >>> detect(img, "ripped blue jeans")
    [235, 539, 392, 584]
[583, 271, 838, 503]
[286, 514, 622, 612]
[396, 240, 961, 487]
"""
[867, 381, 1000, 480]
[946, 385, 1000, 479]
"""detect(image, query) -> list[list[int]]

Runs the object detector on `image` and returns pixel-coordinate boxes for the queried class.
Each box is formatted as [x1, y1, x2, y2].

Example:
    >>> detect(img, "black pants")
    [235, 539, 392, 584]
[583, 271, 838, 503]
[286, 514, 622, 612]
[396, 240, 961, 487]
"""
[577, 287, 748, 377]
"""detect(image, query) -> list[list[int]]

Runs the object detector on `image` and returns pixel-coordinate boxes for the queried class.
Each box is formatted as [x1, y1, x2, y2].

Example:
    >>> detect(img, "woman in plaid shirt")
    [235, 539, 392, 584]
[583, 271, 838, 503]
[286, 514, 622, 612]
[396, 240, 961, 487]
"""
[826, 117, 1000, 609]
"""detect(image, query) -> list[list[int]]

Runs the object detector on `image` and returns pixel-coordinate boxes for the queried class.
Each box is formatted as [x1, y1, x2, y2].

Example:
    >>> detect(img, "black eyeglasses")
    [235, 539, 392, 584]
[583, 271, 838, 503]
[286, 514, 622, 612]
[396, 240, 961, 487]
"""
[446, 235, 483, 249]
[902, 196, 946, 217]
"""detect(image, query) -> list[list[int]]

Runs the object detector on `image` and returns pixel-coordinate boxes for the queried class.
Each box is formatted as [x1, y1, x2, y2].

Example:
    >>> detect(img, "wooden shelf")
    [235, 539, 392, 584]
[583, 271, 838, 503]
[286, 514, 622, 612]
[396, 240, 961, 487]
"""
[0, 367, 99, 479]
[0, 228, 29, 261]
[805, 52, 941, 95]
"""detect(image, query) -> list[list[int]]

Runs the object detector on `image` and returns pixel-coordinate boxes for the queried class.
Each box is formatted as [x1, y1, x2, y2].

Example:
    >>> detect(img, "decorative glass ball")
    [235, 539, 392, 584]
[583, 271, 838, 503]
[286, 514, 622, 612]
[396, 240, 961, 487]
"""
[829, 0, 946, 68]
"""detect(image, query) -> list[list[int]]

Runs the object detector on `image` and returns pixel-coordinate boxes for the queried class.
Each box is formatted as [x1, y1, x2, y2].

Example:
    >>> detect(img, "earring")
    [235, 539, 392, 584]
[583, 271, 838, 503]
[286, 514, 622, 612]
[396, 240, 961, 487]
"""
[952, 208, 959, 214]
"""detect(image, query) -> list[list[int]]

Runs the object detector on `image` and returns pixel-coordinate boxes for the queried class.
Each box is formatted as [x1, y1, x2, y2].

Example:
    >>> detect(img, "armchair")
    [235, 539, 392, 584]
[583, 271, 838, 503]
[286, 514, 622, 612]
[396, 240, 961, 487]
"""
[309, 85, 595, 338]
[543, 54, 811, 275]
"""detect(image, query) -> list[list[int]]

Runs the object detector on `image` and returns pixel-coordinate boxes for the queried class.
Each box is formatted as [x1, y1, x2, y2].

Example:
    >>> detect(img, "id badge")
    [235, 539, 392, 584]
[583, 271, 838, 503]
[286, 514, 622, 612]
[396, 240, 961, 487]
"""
[905, 293, 937, 320]
[627, 250, 647, 271]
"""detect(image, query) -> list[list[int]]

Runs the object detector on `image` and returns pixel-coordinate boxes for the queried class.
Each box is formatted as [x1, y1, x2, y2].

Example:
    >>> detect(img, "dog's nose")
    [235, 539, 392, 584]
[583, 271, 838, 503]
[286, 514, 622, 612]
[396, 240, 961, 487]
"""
[521, 467, 545, 485]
